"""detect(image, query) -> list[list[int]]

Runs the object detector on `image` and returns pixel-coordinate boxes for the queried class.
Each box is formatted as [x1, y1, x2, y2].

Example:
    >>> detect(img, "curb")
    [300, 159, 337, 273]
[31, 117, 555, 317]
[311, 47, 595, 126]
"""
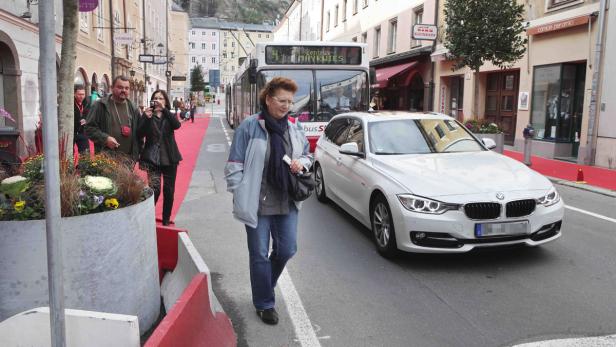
[547, 176, 616, 198]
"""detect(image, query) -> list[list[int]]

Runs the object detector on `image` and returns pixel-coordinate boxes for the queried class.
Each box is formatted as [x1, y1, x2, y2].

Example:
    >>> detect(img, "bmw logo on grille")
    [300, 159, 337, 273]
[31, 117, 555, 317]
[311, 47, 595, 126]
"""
[496, 192, 505, 200]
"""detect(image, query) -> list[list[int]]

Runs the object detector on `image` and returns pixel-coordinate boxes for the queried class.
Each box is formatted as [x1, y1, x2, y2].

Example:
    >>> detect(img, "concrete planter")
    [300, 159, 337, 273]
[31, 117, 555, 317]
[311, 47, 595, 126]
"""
[474, 132, 505, 154]
[0, 194, 160, 334]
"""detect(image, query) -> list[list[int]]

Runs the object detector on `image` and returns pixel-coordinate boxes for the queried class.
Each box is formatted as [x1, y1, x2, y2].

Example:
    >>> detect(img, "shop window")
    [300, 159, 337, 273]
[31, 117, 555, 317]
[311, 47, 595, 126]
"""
[530, 63, 586, 142]
[487, 74, 498, 91]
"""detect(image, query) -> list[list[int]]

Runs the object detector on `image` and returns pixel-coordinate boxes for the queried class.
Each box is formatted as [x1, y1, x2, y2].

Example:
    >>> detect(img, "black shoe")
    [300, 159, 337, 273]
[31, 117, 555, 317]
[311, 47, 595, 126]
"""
[162, 220, 170, 226]
[256, 308, 278, 325]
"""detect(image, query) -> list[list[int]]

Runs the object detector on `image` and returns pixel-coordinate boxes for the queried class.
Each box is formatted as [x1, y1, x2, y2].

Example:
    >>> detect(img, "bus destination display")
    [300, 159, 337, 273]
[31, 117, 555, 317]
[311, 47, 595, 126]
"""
[265, 46, 362, 65]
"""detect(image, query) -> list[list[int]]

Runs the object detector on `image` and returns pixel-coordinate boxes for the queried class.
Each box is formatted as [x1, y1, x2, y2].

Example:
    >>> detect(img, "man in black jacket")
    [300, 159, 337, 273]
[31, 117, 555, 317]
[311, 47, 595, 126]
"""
[74, 85, 90, 154]
[85, 76, 141, 162]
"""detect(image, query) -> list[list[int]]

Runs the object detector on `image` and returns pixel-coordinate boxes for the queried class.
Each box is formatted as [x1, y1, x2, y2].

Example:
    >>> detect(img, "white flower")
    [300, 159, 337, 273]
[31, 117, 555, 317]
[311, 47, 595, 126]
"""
[1, 175, 27, 185]
[83, 175, 114, 192]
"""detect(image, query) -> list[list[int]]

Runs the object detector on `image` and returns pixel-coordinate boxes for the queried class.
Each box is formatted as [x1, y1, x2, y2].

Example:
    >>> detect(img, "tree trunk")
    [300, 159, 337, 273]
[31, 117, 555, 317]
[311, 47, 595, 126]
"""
[473, 69, 480, 120]
[57, 0, 79, 159]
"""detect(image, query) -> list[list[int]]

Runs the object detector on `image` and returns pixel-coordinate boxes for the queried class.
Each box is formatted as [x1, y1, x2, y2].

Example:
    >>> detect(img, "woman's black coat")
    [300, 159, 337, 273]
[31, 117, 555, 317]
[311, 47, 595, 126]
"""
[137, 108, 183, 167]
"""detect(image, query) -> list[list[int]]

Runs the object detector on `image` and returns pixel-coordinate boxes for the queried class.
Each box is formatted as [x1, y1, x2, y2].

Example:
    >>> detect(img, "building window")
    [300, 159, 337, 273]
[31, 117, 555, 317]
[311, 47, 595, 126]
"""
[258, 33, 262, 38]
[362, 0, 368, 8]
[231, 42, 235, 47]
[361, 32, 367, 43]
[232, 66, 235, 72]
[202, 31, 206, 35]
[531, 63, 586, 143]
[548, 0, 578, 8]
[373, 26, 381, 58]
[353, 0, 358, 14]
[80, 12, 89, 32]
[212, 43, 216, 49]
[191, 42, 195, 49]
[212, 57, 216, 63]
[192, 57, 196, 63]
[224, 41, 227, 47]
[412, 6, 424, 47]
[334, 5, 339, 27]
[266, 34, 270, 38]
[202, 57, 206, 63]
[202, 43, 206, 49]
[212, 31, 216, 36]
[192, 30, 195, 35]
[96, 3, 104, 40]
[223, 53, 227, 58]
[388, 18, 397, 53]
[327, 11, 331, 31]
[343, 0, 347, 21]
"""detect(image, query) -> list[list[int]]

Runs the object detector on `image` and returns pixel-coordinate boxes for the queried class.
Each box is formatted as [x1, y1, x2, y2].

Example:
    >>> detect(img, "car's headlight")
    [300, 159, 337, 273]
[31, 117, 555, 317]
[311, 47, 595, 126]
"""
[537, 187, 560, 207]
[397, 194, 460, 214]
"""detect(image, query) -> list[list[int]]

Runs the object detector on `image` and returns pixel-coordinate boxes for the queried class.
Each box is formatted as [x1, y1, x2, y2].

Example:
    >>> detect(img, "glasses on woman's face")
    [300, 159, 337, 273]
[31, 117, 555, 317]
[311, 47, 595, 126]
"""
[271, 96, 294, 107]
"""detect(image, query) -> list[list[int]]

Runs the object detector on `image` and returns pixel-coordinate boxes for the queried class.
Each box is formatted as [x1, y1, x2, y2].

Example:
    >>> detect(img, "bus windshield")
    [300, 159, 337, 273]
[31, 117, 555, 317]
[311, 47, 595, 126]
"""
[259, 69, 368, 123]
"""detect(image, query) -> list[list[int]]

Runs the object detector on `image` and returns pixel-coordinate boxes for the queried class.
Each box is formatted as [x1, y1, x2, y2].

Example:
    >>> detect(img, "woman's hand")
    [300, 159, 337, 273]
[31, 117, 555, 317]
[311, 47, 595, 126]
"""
[144, 107, 153, 118]
[290, 159, 304, 174]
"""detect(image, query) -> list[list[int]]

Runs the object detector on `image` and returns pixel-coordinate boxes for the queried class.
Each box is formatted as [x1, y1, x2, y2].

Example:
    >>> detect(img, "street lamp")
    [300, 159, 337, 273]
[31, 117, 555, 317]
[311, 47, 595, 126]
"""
[129, 69, 136, 77]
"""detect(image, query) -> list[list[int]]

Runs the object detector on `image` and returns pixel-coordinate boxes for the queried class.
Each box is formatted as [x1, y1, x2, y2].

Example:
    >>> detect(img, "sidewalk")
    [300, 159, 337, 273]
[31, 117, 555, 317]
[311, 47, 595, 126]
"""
[503, 149, 616, 196]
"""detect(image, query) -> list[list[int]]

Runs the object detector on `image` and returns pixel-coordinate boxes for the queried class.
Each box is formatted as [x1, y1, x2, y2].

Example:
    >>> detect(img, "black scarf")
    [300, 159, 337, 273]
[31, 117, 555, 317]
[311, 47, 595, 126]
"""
[263, 109, 290, 195]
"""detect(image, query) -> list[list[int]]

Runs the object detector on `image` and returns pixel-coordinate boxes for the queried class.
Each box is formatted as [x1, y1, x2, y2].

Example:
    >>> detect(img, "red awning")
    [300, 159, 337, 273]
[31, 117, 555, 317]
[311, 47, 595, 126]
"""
[373, 62, 418, 89]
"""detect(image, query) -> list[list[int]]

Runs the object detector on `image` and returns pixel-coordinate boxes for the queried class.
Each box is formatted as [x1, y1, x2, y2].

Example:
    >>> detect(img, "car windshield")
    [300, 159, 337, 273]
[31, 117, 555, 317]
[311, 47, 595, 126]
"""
[368, 118, 485, 154]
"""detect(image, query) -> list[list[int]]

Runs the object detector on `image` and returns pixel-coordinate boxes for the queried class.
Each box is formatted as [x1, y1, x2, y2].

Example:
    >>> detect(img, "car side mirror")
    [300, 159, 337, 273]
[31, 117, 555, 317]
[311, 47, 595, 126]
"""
[482, 138, 497, 150]
[339, 142, 364, 158]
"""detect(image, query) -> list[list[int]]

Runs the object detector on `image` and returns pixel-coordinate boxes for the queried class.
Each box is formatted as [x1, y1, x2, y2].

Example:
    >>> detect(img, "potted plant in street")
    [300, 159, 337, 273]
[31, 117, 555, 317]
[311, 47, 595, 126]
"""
[0, 153, 160, 334]
[465, 119, 505, 153]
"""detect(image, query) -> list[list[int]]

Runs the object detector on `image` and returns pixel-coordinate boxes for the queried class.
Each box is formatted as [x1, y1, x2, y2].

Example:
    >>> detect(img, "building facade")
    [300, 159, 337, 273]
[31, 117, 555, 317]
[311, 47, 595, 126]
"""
[432, 0, 607, 166]
[169, 4, 189, 101]
[189, 17, 221, 91]
[597, 0, 615, 169]
[273, 0, 322, 42]
[321, 0, 437, 113]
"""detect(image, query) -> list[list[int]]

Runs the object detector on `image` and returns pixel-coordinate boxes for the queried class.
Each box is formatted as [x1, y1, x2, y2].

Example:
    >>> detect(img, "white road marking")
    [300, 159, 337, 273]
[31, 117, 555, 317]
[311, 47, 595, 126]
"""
[565, 205, 616, 224]
[279, 269, 321, 347]
[512, 334, 616, 346]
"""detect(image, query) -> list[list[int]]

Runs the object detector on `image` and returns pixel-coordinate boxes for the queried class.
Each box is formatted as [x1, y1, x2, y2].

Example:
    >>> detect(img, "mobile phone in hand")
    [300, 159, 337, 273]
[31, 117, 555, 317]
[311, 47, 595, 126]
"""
[150, 100, 156, 108]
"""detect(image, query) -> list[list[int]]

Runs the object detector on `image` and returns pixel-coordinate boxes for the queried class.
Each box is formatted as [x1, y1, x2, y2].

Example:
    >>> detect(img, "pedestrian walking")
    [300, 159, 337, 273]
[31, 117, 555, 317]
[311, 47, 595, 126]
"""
[73, 84, 91, 154]
[224, 77, 313, 325]
[189, 98, 196, 123]
[85, 75, 141, 162]
[138, 90, 183, 226]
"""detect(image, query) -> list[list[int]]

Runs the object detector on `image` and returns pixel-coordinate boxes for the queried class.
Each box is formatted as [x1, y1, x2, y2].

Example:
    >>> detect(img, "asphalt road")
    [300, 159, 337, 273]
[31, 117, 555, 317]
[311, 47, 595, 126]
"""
[177, 110, 616, 347]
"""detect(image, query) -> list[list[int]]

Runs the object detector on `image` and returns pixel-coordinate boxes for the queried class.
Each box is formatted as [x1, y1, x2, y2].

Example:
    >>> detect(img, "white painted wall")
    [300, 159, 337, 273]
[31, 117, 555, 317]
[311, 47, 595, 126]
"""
[0, 307, 139, 347]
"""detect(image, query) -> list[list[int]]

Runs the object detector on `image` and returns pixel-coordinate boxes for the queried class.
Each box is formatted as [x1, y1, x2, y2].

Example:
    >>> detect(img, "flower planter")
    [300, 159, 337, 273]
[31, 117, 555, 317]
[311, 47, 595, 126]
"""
[0, 194, 160, 334]
[473, 132, 505, 154]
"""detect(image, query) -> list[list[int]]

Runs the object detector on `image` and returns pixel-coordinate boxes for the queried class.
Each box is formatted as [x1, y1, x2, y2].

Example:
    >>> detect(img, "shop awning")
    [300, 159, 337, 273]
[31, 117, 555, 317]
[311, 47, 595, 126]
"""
[373, 61, 418, 89]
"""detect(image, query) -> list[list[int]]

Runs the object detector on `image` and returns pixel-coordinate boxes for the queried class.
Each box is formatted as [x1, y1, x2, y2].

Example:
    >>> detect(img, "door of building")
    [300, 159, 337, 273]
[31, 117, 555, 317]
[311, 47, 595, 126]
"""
[484, 71, 519, 145]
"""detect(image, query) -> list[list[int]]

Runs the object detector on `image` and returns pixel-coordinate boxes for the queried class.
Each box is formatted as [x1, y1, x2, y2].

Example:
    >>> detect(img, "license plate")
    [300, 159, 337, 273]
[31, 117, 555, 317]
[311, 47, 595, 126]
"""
[475, 221, 529, 238]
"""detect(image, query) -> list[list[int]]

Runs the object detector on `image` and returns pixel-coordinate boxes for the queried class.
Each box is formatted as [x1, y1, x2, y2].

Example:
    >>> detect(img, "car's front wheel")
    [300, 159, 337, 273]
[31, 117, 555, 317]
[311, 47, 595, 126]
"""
[371, 194, 398, 258]
[315, 163, 328, 202]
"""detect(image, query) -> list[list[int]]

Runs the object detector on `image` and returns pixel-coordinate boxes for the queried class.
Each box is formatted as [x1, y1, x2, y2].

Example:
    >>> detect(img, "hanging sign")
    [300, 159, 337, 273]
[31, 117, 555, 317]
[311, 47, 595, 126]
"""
[114, 32, 133, 45]
[79, 0, 99, 12]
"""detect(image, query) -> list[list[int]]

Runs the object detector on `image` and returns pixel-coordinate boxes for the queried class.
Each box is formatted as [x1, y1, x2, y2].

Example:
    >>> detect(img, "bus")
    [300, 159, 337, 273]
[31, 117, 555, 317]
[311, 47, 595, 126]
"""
[226, 41, 372, 151]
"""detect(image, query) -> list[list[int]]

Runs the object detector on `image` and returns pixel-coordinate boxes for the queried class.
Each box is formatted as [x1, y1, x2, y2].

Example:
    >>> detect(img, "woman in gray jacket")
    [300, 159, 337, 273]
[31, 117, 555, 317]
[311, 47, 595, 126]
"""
[225, 77, 312, 325]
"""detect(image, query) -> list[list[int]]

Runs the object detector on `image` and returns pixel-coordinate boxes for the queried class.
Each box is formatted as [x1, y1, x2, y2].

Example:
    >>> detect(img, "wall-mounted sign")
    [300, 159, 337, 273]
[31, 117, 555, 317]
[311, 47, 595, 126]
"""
[527, 15, 590, 35]
[518, 91, 529, 111]
[79, 0, 99, 12]
[412, 24, 438, 41]
[171, 76, 187, 81]
[440, 85, 446, 113]
[139, 54, 154, 63]
[153, 56, 167, 64]
[114, 32, 133, 45]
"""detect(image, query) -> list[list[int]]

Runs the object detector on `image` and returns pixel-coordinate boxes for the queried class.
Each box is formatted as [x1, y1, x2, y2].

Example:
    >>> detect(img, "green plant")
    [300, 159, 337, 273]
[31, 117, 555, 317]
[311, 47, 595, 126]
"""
[0, 154, 150, 221]
[464, 119, 502, 134]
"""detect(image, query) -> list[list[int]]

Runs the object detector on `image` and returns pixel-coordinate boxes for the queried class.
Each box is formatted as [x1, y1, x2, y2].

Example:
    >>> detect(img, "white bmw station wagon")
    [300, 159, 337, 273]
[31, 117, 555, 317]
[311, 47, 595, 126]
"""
[313, 112, 564, 258]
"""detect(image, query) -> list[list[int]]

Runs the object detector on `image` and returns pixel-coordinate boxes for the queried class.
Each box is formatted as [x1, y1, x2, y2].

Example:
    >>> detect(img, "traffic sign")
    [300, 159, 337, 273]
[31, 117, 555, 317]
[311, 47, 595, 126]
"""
[139, 54, 154, 63]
